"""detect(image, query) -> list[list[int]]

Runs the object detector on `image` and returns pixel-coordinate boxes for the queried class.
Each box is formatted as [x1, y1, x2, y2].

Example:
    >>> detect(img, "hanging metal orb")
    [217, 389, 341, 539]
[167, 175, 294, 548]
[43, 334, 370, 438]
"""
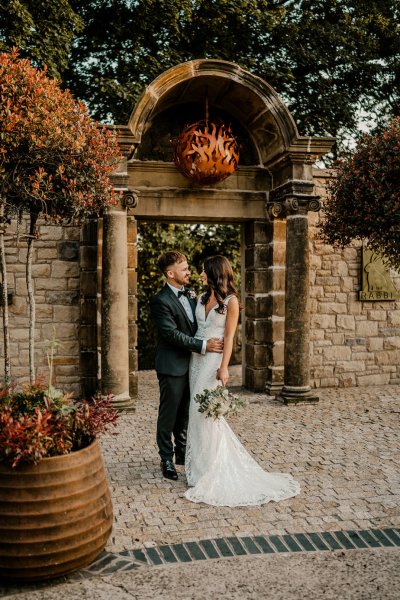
[174, 119, 239, 185]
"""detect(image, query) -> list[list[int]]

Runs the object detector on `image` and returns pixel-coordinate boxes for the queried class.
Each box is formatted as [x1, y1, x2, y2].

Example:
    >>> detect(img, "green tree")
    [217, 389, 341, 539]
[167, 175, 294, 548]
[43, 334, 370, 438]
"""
[320, 118, 400, 270]
[65, 0, 284, 123]
[0, 50, 121, 383]
[138, 222, 241, 369]
[272, 0, 400, 146]
[0, 0, 82, 78]
[64, 0, 399, 148]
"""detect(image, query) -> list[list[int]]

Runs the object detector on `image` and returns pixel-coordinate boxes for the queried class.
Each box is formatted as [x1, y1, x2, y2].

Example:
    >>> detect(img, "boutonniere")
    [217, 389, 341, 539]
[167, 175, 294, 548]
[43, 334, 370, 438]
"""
[187, 289, 197, 299]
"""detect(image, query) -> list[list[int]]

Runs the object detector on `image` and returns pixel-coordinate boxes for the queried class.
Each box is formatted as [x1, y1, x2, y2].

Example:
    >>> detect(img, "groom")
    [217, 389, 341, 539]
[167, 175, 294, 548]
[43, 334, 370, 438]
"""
[150, 251, 223, 481]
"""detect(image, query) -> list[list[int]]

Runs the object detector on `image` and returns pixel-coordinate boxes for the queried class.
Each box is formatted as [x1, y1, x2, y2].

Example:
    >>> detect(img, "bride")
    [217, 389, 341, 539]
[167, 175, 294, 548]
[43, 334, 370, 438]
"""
[185, 255, 300, 507]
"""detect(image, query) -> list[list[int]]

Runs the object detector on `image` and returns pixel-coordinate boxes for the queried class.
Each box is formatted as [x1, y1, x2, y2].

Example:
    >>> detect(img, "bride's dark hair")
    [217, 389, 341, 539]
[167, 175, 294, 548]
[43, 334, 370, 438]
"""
[201, 255, 241, 314]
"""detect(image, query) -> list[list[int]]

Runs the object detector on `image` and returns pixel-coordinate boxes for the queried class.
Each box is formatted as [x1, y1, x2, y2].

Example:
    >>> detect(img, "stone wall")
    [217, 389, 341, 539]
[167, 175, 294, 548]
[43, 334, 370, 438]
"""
[0, 218, 82, 395]
[1, 172, 399, 394]
[310, 170, 400, 388]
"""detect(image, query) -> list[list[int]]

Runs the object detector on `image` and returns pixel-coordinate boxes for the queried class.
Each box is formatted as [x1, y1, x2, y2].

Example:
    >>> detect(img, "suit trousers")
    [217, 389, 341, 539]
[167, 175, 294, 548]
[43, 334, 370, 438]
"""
[156, 372, 190, 462]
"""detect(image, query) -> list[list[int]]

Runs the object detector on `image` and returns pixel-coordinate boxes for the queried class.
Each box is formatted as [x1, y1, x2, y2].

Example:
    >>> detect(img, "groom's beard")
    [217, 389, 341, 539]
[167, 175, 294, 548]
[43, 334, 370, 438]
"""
[173, 276, 190, 287]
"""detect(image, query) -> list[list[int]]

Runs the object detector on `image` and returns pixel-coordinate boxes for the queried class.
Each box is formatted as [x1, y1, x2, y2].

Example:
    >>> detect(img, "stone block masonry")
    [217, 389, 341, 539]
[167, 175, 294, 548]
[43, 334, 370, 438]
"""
[0, 218, 81, 395]
[1, 171, 399, 395]
[310, 170, 400, 388]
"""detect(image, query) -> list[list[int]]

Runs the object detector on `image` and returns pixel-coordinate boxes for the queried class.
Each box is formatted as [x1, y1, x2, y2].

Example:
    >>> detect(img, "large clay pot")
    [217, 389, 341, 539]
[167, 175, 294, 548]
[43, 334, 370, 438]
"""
[0, 440, 113, 581]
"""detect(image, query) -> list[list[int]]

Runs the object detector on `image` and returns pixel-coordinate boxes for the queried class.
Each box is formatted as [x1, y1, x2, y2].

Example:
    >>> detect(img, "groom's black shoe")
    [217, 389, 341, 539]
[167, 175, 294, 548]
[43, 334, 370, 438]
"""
[161, 460, 178, 481]
[175, 454, 185, 465]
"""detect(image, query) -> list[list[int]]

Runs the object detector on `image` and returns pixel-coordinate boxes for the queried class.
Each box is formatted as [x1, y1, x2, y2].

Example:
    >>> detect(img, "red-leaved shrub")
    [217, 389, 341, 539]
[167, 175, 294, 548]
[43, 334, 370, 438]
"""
[0, 383, 118, 468]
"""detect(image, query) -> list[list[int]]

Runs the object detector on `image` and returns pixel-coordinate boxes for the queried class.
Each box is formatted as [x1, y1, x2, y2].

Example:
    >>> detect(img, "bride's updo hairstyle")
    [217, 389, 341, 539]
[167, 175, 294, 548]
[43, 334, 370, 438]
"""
[201, 255, 241, 314]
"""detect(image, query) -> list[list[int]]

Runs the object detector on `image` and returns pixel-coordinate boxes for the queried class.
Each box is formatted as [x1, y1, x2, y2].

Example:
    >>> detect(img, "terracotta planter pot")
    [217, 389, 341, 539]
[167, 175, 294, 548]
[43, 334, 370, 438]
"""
[0, 440, 113, 581]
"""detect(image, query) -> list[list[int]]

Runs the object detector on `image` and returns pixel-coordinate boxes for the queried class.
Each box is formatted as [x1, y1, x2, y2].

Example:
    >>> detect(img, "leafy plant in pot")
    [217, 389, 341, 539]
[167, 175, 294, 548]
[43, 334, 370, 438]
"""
[0, 49, 122, 582]
[0, 376, 118, 582]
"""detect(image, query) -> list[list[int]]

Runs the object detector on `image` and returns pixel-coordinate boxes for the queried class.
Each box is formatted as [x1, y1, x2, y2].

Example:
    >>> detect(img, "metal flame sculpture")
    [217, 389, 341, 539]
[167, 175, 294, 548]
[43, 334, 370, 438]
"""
[174, 118, 239, 185]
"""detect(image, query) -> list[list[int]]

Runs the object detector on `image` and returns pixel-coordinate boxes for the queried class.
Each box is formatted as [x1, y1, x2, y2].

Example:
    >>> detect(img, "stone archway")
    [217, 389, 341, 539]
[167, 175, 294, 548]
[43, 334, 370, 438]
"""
[97, 59, 334, 409]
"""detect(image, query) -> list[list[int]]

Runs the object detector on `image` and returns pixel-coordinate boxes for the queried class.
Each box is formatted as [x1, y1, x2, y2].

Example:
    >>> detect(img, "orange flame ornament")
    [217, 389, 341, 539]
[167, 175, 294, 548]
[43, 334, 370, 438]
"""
[174, 119, 239, 185]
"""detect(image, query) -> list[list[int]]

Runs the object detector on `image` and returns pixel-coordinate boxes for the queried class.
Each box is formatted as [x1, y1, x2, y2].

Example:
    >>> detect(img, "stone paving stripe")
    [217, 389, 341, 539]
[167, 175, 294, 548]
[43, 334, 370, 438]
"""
[132, 549, 149, 563]
[185, 542, 207, 561]
[371, 530, 395, 547]
[172, 543, 192, 562]
[145, 547, 163, 565]
[159, 545, 178, 563]
[78, 528, 399, 578]
[119, 562, 140, 572]
[320, 532, 343, 551]
[227, 537, 247, 556]
[333, 531, 357, 550]
[269, 536, 289, 553]
[294, 533, 317, 552]
[119, 549, 146, 562]
[254, 536, 275, 553]
[358, 530, 382, 548]
[383, 529, 400, 546]
[241, 537, 262, 555]
[347, 531, 368, 548]
[199, 539, 220, 559]
[282, 534, 303, 552]
[101, 560, 133, 574]
[86, 553, 118, 572]
[307, 533, 330, 551]
[214, 538, 234, 557]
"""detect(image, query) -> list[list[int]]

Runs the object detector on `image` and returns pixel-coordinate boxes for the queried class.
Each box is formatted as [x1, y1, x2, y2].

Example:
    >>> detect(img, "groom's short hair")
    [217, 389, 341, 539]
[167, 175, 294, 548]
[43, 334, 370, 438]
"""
[158, 251, 187, 275]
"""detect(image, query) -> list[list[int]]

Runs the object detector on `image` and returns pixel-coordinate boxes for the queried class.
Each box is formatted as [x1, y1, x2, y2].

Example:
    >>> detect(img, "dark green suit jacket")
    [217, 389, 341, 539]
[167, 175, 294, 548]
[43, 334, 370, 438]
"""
[150, 284, 203, 376]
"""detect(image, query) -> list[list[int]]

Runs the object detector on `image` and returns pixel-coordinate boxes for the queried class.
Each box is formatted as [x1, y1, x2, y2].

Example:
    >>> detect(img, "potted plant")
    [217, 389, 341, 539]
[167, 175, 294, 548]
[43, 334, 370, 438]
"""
[0, 48, 122, 582]
[0, 379, 118, 581]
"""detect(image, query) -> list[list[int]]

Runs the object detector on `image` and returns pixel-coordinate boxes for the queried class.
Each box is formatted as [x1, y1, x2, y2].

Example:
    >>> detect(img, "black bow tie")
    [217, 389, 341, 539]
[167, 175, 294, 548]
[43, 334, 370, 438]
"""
[178, 289, 189, 298]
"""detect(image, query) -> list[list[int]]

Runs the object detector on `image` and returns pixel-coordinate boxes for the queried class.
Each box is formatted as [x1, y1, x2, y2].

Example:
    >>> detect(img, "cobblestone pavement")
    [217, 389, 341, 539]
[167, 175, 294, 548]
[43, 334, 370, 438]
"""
[1, 369, 399, 599]
[104, 367, 400, 552]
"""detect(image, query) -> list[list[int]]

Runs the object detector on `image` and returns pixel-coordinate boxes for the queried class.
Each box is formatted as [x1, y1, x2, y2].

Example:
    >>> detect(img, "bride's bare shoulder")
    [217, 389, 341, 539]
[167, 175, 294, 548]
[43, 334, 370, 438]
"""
[226, 294, 239, 305]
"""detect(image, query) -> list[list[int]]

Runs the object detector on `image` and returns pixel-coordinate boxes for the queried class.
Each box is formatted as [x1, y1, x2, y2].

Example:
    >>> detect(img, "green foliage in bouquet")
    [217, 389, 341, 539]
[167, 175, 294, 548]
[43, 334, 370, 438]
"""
[194, 386, 247, 420]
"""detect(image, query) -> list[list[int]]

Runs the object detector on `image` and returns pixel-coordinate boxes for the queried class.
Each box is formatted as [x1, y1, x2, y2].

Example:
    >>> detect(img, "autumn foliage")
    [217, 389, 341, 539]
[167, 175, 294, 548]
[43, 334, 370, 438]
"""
[0, 48, 121, 222]
[0, 382, 118, 468]
[320, 118, 400, 270]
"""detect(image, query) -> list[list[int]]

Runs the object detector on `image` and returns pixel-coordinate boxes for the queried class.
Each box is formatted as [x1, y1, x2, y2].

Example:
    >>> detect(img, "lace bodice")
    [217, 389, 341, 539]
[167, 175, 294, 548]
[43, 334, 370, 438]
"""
[194, 295, 231, 341]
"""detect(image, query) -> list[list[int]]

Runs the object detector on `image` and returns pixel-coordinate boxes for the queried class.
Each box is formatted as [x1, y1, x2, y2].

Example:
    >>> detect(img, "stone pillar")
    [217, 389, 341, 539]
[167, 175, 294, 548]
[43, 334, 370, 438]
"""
[267, 182, 321, 404]
[244, 220, 285, 393]
[80, 219, 99, 398]
[127, 215, 138, 399]
[265, 220, 286, 396]
[101, 203, 134, 410]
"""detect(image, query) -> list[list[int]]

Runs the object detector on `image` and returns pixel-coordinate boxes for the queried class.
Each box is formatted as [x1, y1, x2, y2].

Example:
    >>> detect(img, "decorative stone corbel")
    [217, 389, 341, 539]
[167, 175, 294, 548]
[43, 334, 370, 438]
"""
[122, 191, 139, 209]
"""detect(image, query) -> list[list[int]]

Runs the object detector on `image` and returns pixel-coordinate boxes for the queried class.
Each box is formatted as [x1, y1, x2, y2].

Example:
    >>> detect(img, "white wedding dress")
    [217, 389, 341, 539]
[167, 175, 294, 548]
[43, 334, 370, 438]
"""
[184, 295, 300, 507]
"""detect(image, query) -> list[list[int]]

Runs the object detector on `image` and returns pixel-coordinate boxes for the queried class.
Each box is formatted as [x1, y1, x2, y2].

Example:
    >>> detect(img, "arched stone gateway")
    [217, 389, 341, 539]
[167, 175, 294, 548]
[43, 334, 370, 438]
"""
[98, 59, 335, 409]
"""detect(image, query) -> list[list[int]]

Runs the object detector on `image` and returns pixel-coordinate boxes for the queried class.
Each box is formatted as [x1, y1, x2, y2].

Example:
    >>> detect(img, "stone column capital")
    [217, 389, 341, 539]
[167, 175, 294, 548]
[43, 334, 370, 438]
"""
[266, 180, 321, 219]
[121, 190, 139, 210]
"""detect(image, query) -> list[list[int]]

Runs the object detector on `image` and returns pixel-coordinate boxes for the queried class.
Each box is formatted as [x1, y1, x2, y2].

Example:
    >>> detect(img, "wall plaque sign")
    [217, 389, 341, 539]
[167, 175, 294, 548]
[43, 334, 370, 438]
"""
[359, 247, 400, 301]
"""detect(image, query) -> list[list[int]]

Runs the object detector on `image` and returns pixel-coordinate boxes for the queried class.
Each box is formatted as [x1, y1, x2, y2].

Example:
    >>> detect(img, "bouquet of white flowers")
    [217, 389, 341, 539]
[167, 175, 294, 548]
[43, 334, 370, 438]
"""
[194, 386, 247, 420]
